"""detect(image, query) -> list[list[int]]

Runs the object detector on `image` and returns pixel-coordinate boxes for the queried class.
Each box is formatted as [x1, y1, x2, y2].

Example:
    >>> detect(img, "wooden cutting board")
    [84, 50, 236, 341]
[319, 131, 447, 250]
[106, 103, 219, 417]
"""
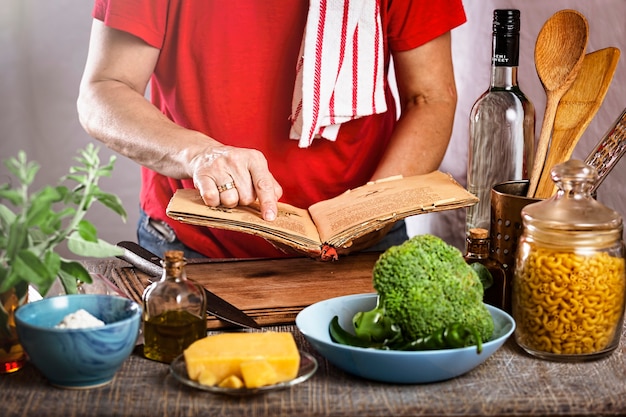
[115, 253, 379, 329]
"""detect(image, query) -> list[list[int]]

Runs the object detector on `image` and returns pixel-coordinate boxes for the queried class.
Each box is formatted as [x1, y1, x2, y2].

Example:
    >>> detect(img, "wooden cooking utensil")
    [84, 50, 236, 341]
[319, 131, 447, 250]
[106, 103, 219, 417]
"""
[533, 47, 621, 199]
[526, 9, 589, 197]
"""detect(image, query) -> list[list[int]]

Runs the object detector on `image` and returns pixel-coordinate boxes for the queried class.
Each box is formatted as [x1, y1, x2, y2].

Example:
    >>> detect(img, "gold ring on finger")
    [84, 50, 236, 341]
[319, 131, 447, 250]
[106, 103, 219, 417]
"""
[217, 181, 236, 193]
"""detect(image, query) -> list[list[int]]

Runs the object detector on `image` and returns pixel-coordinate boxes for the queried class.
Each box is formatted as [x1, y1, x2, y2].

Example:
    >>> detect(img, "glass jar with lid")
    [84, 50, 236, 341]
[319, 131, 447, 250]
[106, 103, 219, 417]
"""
[512, 159, 625, 361]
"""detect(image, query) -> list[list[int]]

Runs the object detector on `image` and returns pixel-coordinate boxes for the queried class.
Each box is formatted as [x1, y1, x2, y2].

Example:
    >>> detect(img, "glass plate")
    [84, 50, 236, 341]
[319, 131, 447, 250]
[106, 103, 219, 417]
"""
[169, 350, 318, 396]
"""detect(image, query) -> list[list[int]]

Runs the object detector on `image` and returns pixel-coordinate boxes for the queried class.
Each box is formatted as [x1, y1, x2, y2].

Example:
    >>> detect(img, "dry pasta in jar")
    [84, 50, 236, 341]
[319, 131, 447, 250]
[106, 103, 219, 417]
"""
[513, 244, 625, 359]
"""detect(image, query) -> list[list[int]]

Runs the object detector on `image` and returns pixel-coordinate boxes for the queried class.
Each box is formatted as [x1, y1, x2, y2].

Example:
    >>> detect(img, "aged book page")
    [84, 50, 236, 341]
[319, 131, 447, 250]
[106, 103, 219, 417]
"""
[309, 171, 478, 246]
[165, 190, 323, 247]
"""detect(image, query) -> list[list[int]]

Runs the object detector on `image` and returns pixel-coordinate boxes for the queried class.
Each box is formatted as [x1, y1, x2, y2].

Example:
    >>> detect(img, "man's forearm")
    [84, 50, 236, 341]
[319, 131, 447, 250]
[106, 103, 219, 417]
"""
[77, 79, 212, 180]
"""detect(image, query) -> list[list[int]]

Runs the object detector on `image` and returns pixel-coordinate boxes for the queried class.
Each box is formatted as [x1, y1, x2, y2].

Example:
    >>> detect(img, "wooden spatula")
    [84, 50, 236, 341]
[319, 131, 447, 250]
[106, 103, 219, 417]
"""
[533, 47, 620, 199]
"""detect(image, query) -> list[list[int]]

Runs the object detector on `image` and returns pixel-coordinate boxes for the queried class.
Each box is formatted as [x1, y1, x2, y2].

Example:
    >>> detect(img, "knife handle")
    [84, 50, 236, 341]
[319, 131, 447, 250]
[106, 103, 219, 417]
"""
[116, 241, 164, 277]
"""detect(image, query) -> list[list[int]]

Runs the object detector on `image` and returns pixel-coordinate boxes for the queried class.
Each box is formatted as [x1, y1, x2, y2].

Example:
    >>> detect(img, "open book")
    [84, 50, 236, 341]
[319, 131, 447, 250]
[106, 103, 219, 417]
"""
[166, 171, 478, 260]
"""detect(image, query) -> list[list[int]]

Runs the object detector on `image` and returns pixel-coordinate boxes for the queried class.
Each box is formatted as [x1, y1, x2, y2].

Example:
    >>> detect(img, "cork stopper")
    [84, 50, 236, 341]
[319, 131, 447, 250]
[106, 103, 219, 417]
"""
[469, 228, 489, 239]
[163, 250, 184, 263]
[162, 250, 186, 277]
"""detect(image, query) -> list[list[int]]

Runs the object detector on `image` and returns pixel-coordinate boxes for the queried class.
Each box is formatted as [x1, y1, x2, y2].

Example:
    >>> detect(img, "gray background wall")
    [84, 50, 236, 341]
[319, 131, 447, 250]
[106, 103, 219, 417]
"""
[2, 0, 625, 257]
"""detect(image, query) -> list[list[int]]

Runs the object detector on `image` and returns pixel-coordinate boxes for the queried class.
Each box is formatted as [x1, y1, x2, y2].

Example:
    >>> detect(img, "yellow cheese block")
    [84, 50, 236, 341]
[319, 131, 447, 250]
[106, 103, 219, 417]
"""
[241, 359, 278, 389]
[184, 332, 300, 388]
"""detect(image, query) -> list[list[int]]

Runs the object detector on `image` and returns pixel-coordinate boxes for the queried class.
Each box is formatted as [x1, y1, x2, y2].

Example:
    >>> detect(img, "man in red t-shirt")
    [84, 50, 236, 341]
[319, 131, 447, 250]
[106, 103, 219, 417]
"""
[77, 1, 466, 259]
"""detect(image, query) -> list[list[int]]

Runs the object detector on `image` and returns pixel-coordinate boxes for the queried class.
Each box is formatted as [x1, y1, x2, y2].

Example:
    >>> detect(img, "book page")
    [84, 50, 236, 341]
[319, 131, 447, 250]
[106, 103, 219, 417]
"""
[308, 171, 478, 244]
[166, 189, 322, 247]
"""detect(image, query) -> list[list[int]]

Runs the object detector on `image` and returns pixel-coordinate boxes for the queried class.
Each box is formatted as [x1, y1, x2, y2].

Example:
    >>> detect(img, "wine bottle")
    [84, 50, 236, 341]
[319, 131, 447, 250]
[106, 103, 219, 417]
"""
[466, 9, 535, 234]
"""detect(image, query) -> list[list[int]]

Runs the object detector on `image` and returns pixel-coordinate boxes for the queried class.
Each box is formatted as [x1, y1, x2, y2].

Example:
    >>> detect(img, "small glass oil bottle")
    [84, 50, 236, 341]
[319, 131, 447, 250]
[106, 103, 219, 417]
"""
[464, 228, 508, 311]
[142, 250, 207, 363]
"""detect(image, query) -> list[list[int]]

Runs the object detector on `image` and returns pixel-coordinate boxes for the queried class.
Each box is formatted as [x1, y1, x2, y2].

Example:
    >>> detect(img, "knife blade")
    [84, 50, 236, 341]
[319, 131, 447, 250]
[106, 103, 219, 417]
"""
[116, 241, 261, 329]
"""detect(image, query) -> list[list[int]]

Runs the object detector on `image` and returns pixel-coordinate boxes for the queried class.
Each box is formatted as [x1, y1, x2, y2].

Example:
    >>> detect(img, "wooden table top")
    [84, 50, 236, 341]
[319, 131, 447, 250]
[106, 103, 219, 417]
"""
[2, 257, 626, 417]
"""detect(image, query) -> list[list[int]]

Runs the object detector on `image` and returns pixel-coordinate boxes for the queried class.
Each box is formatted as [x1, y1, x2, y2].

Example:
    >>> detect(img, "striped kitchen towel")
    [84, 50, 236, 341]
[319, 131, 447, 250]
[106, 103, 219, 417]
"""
[289, 0, 387, 148]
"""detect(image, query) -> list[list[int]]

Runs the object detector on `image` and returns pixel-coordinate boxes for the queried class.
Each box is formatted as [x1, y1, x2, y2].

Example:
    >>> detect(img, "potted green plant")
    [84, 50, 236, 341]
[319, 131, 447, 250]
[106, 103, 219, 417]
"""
[0, 144, 127, 372]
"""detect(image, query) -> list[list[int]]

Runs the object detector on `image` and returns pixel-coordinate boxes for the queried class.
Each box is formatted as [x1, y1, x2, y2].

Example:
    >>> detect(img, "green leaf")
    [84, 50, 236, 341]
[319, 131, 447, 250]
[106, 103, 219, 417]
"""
[46, 205, 75, 224]
[471, 262, 494, 291]
[28, 228, 48, 247]
[94, 191, 127, 220]
[65, 176, 88, 189]
[53, 185, 71, 202]
[5, 221, 28, 261]
[0, 188, 22, 206]
[78, 144, 99, 166]
[66, 232, 124, 258]
[43, 250, 62, 274]
[34, 252, 62, 296]
[4, 151, 39, 185]
[0, 270, 20, 293]
[32, 185, 65, 204]
[60, 260, 92, 284]
[38, 211, 65, 235]
[8, 250, 56, 290]
[58, 261, 92, 294]
[77, 219, 98, 242]
[0, 203, 17, 228]
[57, 269, 78, 295]
[26, 187, 60, 227]
[0, 268, 10, 294]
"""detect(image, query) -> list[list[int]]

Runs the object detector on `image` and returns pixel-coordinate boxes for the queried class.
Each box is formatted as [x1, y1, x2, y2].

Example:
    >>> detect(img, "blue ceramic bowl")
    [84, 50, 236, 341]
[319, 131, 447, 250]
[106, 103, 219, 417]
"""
[296, 293, 515, 384]
[15, 294, 141, 389]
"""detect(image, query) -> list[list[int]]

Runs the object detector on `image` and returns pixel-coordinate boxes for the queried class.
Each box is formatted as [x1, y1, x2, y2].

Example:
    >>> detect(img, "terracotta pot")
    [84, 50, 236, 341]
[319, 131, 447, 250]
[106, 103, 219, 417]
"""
[0, 284, 28, 373]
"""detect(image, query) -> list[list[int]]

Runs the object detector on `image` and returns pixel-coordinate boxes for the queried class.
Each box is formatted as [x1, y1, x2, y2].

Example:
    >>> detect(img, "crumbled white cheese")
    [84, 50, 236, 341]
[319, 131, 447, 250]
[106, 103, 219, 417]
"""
[56, 309, 106, 329]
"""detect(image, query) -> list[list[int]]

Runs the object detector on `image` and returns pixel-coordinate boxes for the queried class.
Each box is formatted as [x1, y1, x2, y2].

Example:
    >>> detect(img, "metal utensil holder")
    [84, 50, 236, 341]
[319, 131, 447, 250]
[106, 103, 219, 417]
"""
[490, 181, 542, 311]
[490, 181, 541, 268]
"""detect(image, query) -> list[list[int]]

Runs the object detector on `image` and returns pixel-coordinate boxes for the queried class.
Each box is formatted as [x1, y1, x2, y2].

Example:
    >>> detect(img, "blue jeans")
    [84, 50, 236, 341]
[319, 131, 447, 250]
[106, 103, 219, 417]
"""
[364, 220, 409, 252]
[137, 209, 205, 259]
[137, 208, 408, 259]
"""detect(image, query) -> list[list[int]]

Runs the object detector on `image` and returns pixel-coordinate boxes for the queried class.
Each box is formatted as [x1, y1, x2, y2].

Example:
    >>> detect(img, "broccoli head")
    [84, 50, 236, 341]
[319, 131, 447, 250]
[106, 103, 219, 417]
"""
[369, 234, 494, 344]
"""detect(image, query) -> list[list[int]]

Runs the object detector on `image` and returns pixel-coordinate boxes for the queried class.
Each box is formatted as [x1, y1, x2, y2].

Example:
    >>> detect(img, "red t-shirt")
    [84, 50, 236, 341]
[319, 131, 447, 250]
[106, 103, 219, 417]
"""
[93, 0, 466, 258]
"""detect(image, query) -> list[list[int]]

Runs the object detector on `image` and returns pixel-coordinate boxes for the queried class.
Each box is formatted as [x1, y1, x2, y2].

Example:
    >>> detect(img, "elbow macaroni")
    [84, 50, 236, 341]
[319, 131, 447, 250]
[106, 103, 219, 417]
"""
[513, 246, 625, 355]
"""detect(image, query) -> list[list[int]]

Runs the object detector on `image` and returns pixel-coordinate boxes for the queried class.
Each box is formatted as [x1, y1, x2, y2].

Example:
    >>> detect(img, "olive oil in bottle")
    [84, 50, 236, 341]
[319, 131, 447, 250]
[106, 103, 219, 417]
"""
[142, 250, 207, 363]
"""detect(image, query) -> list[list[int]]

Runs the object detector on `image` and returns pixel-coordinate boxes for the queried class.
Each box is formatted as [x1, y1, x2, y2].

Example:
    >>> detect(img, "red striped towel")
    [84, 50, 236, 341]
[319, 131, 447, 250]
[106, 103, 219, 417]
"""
[289, 0, 387, 148]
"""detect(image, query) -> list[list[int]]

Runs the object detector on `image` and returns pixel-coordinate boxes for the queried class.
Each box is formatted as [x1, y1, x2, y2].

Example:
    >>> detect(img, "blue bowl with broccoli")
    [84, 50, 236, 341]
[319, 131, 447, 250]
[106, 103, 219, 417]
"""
[296, 294, 515, 384]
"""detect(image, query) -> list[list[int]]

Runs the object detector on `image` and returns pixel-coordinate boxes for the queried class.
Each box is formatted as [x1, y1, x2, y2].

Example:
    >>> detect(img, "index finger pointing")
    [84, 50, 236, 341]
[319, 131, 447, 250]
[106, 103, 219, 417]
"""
[254, 176, 282, 221]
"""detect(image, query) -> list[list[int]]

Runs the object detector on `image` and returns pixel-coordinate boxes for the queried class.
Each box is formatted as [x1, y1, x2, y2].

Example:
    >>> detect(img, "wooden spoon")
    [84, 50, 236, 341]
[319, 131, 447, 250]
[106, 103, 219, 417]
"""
[526, 9, 589, 197]
[533, 47, 621, 199]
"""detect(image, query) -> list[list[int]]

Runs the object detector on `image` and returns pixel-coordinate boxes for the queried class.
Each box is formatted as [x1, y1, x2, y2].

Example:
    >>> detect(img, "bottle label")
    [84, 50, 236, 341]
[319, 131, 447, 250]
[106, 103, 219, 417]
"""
[493, 53, 510, 65]
[493, 35, 519, 67]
